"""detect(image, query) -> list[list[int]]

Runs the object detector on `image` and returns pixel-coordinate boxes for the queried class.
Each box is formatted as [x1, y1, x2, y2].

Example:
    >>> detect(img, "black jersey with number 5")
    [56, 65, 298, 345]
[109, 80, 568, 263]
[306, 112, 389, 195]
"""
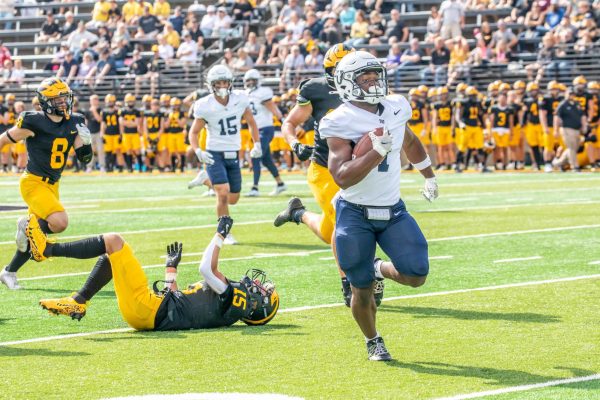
[19, 111, 85, 181]
[153, 281, 251, 330]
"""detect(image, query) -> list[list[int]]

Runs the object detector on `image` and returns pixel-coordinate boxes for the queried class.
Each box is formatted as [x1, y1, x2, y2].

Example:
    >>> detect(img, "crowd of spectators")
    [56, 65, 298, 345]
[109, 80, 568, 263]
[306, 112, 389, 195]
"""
[1, 0, 600, 93]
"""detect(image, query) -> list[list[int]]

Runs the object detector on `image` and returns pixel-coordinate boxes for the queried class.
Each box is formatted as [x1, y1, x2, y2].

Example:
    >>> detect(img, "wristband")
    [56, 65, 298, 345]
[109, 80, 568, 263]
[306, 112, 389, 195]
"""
[412, 155, 432, 170]
[6, 131, 17, 143]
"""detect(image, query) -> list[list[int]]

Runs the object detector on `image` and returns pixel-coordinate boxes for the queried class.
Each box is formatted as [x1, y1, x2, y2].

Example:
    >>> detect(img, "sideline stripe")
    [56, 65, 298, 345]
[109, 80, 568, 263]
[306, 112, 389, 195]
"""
[433, 374, 600, 400]
[3, 273, 600, 347]
[493, 256, 542, 264]
[13, 224, 600, 282]
[589, 260, 600, 265]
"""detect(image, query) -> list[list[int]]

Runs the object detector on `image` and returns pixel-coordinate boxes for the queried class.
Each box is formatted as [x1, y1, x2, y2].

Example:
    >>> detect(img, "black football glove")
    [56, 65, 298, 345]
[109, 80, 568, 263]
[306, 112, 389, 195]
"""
[293, 142, 314, 161]
[165, 242, 182, 269]
[217, 216, 233, 238]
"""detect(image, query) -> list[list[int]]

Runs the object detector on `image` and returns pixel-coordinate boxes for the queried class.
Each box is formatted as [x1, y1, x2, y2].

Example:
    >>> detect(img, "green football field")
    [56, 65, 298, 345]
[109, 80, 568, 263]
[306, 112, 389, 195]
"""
[0, 171, 599, 400]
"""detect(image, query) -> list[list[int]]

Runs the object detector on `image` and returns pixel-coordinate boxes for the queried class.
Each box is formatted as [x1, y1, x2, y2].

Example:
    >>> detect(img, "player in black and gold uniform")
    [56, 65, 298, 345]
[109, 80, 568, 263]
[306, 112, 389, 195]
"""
[0, 78, 92, 290]
[522, 82, 544, 169]
[35, 218, 279, 329]
[588, 81, 600, 166]
[165, 97, 187, 172]
[119, 93, 143, 172]
[571, 76, 597, 166]
[487, 89, 514, 170]
[431, 87, 454, 169]
[508, 82, 526, 169]
[143, 98, 165, 172]
[539, 81, 564, 171]
[276, 43, 362, 307]
[408, 88, 430, 151]
[0, 94, 16, 171]
[455, 86, 485, 172]
[100, 94, 123, 172]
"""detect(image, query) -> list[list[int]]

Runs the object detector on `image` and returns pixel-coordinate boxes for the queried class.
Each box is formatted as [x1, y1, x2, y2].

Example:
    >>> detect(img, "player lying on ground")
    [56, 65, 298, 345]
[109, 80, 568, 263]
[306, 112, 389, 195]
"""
[30, 217, 279, 329]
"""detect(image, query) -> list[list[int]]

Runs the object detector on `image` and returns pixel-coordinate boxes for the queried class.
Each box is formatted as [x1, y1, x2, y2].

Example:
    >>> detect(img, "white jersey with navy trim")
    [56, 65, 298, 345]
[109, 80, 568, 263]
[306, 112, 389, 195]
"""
[193, 90, 249, 151]
[246, 86, 274, 129]
[320, 95, 412, 206]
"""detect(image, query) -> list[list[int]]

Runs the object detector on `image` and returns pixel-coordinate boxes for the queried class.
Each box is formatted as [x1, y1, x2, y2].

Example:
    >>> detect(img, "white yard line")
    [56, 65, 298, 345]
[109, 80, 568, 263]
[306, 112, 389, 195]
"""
[4, 273, 600, 347]
[433, 373, 600, 400]
[427, 224, 600, 243]
[418, 200, 600, 213]
[493, 256, 543, 264]
[589, 260, 600, 265]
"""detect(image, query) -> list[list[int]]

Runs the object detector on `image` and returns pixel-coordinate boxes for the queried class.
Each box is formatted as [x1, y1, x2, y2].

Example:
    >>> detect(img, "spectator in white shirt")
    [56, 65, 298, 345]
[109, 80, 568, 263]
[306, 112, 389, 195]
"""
[68, 21, 99, 52]
[281, 44, 305, 91]
[439, 0, 465, 39]
[201, 5, 217, 37]
[287, 11, 306, 41]
[231, 48, 254, 73]
[157, 34, 175, 64]
[176, 31, 198, 62]
[1, 59, 24, 85]
[214, 7, 233, 36]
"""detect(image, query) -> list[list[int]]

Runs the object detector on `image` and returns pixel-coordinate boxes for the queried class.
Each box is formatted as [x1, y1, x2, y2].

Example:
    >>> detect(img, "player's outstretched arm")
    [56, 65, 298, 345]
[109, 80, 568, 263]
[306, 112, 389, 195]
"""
[198, 223, 231, 295]
[282, 103, 314, 161]
[0, 125, 33, 148]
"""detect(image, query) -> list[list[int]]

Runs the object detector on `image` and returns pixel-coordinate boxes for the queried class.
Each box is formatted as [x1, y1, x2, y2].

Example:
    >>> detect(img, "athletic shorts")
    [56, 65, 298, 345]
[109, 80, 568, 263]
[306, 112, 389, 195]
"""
[525, 123, 543, 147]
[306, 162, 339, 244]
[109, 243, 163, 331]
[121, 133, 141, 153]
[240, 128, 252, 151]
[104, 135, 121, 153]
[167, 133, 186, 153]
[20, 171, 64, 219]
[206, 150, 242, 193]
[493, 128, 510, 148]
[298, 129, 315, 146]
[461, 126, 484, 150]
[436, 126, 453, 146]
[334, 198, 429, 288]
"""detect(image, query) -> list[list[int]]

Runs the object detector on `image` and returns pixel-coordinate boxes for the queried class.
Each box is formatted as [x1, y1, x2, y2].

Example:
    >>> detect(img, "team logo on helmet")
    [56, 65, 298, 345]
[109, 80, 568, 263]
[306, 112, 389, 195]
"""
[240, 269, 279, 326]
[333, 51, 388, 105]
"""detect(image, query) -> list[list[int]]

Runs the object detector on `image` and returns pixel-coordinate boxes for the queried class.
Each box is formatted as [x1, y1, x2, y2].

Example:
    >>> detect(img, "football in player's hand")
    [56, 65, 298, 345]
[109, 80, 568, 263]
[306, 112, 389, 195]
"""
[352, 127, 384, 158]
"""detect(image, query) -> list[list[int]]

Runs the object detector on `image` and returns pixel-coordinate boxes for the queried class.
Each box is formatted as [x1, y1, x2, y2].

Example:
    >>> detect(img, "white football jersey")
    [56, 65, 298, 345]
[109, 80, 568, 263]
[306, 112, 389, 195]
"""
[320, 95, 412, 206]
[246, 86, 274, 129]
[193, 90, 249, 151]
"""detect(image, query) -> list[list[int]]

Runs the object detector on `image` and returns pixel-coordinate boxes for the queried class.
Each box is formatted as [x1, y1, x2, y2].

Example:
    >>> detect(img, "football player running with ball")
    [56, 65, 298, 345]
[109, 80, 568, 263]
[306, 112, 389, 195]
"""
[34, 218, 279, 329]
[188, 65, 261, 245]
[320, 51, 438, 361]
[0, 78, 93, 290]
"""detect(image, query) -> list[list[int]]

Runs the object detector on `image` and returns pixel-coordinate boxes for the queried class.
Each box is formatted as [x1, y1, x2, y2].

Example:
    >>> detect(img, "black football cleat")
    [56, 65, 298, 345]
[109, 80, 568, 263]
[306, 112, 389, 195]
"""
[341, 277, 352, 307]
[367, 336, 392, 361]
[273, 197, 305, 227]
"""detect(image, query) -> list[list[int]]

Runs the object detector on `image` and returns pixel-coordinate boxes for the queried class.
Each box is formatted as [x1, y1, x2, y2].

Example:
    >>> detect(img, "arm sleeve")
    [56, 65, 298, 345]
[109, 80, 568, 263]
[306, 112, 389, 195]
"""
[16, 112, 35, 131]
[198, 234, 229, 295]
[297, 79, 313, 105]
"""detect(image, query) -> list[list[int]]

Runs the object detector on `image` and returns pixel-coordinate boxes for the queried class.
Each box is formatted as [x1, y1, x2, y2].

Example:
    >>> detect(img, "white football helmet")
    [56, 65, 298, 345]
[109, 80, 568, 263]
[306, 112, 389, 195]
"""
[243, 69, 262, 90]
[334, 51, 388, 105]
[206, 65, 234, 98]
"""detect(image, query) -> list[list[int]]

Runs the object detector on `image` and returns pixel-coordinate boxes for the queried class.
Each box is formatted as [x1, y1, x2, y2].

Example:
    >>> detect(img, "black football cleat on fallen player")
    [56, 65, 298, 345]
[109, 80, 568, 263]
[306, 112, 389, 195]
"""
[274, 197, 305, 227]
[367, 336, 392, 361]
[341, 277, 352, 307]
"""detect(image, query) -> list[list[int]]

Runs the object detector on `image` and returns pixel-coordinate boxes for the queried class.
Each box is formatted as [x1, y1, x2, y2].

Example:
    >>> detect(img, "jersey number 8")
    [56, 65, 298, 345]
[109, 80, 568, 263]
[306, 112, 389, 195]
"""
[50, 138, 69, 169]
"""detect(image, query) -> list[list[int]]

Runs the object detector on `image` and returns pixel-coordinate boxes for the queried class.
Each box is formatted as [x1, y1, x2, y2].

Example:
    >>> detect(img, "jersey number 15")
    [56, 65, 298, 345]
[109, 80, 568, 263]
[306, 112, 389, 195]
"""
[218, 116, 237, 136]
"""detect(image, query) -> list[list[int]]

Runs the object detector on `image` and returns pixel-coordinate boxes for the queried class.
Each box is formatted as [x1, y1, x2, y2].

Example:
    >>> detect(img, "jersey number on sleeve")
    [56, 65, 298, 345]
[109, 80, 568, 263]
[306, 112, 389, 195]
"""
[50, 138, 68, 169]
[232, 288, 247, 309]
[218, 116, 237, 135]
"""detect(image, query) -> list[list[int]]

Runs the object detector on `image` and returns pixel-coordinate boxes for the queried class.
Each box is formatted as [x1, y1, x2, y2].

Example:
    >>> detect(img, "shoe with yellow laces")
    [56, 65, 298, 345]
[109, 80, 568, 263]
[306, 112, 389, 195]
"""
[26, 214, 51, 262]
[40, 293, 88, 321]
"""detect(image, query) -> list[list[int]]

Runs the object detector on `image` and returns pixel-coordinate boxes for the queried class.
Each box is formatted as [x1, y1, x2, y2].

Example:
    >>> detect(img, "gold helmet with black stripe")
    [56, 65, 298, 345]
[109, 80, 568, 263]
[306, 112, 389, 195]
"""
[323, 43, 355, 89]
[36, 78, 73, 118]
[170, 97, 182, 109]
[105, 94, 116, 107]
[240, 269, 279, 326]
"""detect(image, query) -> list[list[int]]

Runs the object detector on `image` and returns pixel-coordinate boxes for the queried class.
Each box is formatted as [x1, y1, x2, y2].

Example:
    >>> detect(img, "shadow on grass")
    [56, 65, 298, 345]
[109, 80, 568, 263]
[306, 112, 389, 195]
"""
[85, 331, 187, 342]
[378, 305, 561, 323]
[23, 288, 116, 298]
[0, 347, 90, 357]
[211, 323, 305, 336]
[385, 361, 576, 386]
[0, 319, 13, 326]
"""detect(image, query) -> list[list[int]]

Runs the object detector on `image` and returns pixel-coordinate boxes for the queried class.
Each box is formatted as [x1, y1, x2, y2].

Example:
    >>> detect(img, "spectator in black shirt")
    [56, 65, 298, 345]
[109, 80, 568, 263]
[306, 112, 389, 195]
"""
[366, 10, 385, 40]
[554, 88, 588, 171]
[386, 9, 409, 43]
[305, 11, 323, 39]
[421, 37, 450, 86]
[124, 49, 148, 96]
[39, 13, 61, 43]
[90, 48, 117, 86]
[319, 13, 342, 46]
[233, 0, 254, 21]
[61, 11, 78, 38]
[186, 19, 203, 42]
[112, 38, 130, 69]
[169, 6, 184, 34]
[137, 6, 162, 38]
[56, 51, 79, 83]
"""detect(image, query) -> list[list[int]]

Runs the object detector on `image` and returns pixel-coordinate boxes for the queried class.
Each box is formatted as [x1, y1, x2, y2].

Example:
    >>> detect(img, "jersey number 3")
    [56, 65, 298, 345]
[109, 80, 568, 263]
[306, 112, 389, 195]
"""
[50, 138, 69, 169]
[218, 116, 237, 136]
